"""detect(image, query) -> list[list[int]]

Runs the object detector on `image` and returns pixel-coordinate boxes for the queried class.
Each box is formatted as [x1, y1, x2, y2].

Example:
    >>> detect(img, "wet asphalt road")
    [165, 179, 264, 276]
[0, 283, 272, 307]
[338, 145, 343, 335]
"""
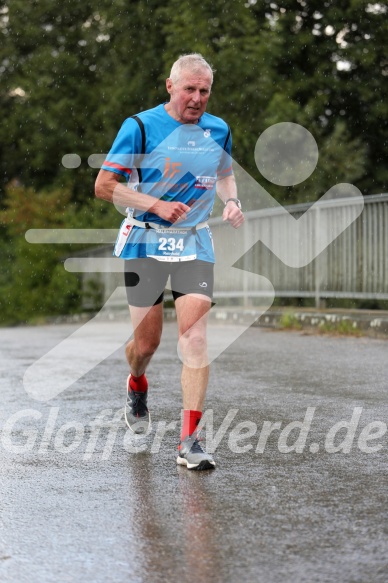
[1, 320, 388, 583]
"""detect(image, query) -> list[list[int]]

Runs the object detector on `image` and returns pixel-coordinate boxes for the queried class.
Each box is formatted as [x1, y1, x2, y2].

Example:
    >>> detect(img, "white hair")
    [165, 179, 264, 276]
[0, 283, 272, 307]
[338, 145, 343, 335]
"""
[169, 53, 215, 85]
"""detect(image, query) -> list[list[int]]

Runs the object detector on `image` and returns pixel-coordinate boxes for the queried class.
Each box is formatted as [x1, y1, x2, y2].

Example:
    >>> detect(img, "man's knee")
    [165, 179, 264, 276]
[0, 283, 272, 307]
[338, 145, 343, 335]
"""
[136, 336, 161, 360]
[179, 328, 207, 357]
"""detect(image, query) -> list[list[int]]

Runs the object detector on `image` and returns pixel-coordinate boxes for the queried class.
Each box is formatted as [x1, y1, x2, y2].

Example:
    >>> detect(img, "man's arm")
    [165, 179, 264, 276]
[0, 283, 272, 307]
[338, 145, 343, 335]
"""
[95, 169, 190, 224]
[216, 174, 244, 229]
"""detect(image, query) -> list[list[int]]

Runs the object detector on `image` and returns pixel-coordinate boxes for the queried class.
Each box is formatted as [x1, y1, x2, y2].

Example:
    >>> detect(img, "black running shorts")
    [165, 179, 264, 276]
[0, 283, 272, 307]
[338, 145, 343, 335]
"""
[124, 258, 214, 307]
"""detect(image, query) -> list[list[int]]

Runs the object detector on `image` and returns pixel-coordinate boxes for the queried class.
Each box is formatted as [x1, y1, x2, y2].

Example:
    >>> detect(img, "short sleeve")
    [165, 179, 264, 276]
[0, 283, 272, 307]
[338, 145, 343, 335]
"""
[217, 127, 233, 179]
[101, 117, 143, 181]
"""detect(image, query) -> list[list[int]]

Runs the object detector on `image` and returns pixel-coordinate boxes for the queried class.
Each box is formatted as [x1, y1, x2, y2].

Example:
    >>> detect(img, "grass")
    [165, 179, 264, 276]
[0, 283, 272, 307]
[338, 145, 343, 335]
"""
[278, 312, 364, 337]
[317, 319, 363, 337]
[279, 312, 303, 330]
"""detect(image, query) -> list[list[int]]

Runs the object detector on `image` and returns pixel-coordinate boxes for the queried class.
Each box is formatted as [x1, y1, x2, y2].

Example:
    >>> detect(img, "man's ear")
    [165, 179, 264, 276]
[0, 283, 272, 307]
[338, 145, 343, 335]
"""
[166, 78, 173, 95]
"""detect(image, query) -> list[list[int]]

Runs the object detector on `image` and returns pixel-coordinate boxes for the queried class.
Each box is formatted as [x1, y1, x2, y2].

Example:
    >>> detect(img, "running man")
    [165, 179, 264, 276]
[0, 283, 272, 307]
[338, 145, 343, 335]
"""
[95, 53, 244, 470]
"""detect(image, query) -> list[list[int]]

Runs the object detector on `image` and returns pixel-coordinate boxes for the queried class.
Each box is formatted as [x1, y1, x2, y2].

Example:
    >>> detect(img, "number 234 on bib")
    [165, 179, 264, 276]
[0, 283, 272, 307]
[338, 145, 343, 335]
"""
[145, 229, 197, 262]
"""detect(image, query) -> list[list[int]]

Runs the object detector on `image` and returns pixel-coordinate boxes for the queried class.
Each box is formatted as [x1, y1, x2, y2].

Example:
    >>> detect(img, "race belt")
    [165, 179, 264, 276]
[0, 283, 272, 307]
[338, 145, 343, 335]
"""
[128, 217, 208, 232]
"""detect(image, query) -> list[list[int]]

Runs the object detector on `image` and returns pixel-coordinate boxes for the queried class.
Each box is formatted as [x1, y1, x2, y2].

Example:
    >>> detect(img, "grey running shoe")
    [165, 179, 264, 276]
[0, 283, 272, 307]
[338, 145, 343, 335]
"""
[124, 376, 151, 435]
[176, 435, 216, 470]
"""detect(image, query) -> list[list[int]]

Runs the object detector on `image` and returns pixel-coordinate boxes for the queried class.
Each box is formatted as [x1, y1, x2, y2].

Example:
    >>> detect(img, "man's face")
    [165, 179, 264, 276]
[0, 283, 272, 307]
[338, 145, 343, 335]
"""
[165, 68, 212, 124]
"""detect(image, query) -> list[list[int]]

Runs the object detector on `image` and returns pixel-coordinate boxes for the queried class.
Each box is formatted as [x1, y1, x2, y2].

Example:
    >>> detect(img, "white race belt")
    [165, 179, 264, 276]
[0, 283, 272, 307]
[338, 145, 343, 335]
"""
[114, 217, 208, 261]
[128, 217, 208, 231]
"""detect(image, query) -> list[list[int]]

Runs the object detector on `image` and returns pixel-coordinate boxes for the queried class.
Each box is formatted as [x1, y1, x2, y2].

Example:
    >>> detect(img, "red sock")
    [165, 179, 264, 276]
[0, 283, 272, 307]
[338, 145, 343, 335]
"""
[180, 410, 202, 443]
[128, 373, 148, 393]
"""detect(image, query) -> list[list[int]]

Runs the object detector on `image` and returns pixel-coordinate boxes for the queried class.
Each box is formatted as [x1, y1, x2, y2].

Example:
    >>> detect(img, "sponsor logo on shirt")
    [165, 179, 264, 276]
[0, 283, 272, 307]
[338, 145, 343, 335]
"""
[194, 176, 216, 190]
[167, 145, 216, 153]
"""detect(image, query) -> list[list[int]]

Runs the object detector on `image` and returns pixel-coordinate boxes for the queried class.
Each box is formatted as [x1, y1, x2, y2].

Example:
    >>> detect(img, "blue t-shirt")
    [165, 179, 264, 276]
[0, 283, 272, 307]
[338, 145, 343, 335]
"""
[102, 104, 232, 262]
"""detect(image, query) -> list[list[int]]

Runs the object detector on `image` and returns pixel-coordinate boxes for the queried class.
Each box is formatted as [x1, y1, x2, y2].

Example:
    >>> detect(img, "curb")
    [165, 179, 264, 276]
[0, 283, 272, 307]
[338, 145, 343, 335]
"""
[165, 307, 388, 339]
[24, 307, 388, 340]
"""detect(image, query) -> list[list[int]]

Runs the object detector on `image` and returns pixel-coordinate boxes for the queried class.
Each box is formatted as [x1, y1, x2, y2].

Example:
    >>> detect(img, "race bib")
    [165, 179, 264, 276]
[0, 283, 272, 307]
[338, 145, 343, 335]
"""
[145, 228, 197, 262]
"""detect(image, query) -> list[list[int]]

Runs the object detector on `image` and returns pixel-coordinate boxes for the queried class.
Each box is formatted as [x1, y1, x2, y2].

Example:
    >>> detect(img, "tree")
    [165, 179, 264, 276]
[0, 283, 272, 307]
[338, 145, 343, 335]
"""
[248, 0, 387, 198]
[0, 183, 80, 323]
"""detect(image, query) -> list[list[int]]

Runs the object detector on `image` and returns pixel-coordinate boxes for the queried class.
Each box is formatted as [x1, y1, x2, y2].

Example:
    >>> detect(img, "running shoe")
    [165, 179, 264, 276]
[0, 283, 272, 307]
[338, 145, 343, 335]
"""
[176, 435, 216, 470]
[124, 375, 151, 435]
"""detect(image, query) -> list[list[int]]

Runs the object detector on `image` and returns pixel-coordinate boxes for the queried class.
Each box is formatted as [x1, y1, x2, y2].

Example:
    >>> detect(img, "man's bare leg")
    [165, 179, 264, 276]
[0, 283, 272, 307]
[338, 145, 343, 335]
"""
[175, 294, 212, 411]
[175, 293, 215, 469]
[125, 303, 164, 375]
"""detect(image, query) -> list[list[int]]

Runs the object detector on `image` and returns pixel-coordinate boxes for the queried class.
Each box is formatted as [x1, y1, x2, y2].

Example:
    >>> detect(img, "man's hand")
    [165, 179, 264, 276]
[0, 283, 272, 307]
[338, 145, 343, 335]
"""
[149, 199, 191, 224]
[216, 174, 244, 228]
[95, 171, 190, 223]
[222, 201, 244, 228]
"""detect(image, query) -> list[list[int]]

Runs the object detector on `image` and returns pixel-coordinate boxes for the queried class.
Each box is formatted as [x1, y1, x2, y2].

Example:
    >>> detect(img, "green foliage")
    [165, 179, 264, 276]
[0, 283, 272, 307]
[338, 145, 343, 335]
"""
[0, 181, 123, 324]
[279, 312, 303, 330]
[1, 0, 386, 203]
[272, 120, 368, 204]
[0, 184, 80, 323]
[278, 311, 364, 336]
[317, 318, 363, 337]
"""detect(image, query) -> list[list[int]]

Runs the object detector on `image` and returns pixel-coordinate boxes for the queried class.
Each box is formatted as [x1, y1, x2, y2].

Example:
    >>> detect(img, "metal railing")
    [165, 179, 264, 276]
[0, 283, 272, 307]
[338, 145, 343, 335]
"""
[211, 193, 388, 306]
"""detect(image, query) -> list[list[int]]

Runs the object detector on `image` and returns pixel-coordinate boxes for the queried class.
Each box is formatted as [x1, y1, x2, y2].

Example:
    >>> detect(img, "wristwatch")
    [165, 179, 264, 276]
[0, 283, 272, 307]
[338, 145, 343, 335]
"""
[224, 198, 242, 209]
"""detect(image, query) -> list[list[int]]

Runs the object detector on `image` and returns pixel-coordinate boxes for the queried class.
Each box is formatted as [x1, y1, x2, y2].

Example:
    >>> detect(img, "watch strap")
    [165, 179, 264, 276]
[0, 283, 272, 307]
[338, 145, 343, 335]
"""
[224, 198, 241, 209]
